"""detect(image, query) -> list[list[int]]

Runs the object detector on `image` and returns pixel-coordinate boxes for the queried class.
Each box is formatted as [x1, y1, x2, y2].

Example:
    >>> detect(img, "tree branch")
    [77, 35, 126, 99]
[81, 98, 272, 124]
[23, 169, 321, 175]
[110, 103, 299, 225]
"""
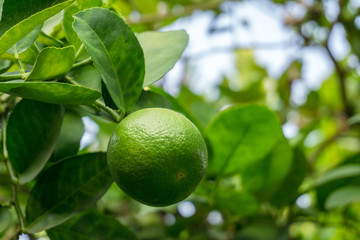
[125, 0, 225, 25]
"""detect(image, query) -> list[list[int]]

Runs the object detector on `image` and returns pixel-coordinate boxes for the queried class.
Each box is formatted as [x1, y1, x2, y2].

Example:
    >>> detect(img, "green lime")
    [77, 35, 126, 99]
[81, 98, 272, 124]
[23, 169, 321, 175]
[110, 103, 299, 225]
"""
[107, 108, 208, 206]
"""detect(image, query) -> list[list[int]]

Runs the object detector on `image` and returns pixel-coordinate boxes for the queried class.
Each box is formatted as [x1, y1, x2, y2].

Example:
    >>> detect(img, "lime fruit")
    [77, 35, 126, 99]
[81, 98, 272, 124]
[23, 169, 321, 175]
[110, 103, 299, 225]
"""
[107, 108, 208, 206]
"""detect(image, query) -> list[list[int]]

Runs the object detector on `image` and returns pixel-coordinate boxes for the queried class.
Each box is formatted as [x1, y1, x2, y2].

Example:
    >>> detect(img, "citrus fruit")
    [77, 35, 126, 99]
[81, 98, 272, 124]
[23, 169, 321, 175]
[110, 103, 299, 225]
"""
[107, 108, 208, 207]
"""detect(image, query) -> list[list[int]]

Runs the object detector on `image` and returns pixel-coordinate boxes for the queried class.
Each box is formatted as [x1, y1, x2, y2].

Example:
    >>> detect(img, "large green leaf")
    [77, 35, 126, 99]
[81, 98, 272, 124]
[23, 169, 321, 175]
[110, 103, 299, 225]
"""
[325, 186, 360, 209]
[137, 30, 189, 87]
[270, 148, 308, 207]
[0, 0, 73, 55]
[241, 136, 293, 201]
[0, 80, 100, 105]
[206, 104, 282, 176]
[73, 7, 145, 113]
[47, 209, 137, 240]
[7, 25, 42, 55]
[129, 90, 173, 114]
[25, 152, 113, 233]
[27, 46, 75, 80]
[6, 99, 64, 184]
[62, 0, 103, 50]
[50, 110, 85, 162]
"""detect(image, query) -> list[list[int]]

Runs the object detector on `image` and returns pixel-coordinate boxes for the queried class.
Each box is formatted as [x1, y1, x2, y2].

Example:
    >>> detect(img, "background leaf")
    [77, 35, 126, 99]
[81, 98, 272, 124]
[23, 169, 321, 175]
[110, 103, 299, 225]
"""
[50, 110, 85, 162]
[6, 99, 64, 184]
[26, 46, 75, 81]
[0, 80, 100, 105]
[241, 137, 293, 201]
[206, 104, 282, 176]
[325, 186, 360, 209]
[73, 7, 145, 113]
[137, 30, 189, 87]
[0, 0, 73, 55]
[46, 209, 137, 240]
[25, 152, 113, 233]
[270, 148, 308, 207]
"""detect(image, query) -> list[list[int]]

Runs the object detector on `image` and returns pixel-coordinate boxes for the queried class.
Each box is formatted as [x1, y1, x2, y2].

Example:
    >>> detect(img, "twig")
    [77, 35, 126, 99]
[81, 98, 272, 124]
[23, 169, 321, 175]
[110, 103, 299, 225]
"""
[125, 0, 224, 25]
[0, 73, 24, 81]
[72, 57, 92, 70]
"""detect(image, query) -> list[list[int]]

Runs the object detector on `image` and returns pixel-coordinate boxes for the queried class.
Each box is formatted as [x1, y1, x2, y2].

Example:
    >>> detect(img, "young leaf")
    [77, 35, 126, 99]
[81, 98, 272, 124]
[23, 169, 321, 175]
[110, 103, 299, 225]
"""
[25, 152, 113, 233]
[50, 110, 85, 162]
[137, 30, 189, 87]
[206, 104, 282, 176]
[0, 80, 100, 105]
[0, 0, 73, 55]
[6, 99, 64, 184]
[7, 25, 42, 55]
[325, 186, 360, 209]
[46, 209, 137, 240]
[26, 46, 75, 81]
[62, 0, 103, 50]
[73, 7, 145, 113]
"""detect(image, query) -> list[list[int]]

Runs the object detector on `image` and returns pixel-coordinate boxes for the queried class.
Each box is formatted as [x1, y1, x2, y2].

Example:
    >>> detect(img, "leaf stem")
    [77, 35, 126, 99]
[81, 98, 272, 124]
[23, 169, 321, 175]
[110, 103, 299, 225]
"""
[0, 73, 24, 81]
[1, 115, 25, 232]
[74, 44, 85, 61]
[13, 47, 25, 75]
[72, 57, 92, 70]
[11, 183, 25, 231]
[94, 99, 122, 123]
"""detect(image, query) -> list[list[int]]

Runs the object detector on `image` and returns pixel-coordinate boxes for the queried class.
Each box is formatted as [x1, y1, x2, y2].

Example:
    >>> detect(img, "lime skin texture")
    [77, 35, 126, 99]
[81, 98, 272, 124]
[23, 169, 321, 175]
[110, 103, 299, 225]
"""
[107, 108, 208, 207]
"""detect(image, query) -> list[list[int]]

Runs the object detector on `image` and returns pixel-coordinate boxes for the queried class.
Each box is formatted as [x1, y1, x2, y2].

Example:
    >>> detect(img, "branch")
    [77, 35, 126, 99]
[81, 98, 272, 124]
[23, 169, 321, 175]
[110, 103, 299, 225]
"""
[125, 0, 225, 25]
[325, 24, 353, 117]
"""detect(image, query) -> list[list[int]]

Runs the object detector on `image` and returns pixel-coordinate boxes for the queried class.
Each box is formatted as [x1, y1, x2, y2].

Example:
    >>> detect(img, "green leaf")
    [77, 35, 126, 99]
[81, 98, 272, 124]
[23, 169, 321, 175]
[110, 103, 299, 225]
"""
[315, 164, 360, 187]
[241, 136, 293, 201]
[0, 0, 73, 55]
[137, 30, 189, 87]
[36, 32, 64, 47]
[206, 104, 282, 176]
[0, 208, 12, 233]
[0, 0, 3, 21]
[0, 44, 38, 64]
[50, 110, 85, 162]
[25, 152, 113, 233]
[270, 148, 308, 207]
[26, 46, 75, 81]
[7, 25, 42, 55]
[215, 189, 258, 217]
[68, 65, 101, 92]
[325, 186, 360, 209]
[46, 209, 137, 240]
[73, 7, 145, 113]
[6, 99, 64, 184]
[129, 90, 173, 113]
[62, 0, 103, 50]
[0, 80, 100, 105]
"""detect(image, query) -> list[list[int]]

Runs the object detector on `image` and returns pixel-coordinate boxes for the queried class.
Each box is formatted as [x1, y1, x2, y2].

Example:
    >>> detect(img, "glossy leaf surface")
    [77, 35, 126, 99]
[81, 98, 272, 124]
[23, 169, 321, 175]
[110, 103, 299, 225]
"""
[62, 0, 103, 50]
[73, 7, 145, 112]
[0, 0, 72, 55]
[7, 99, 64, 184]
[25, 152, 113, 233]
[137, 30, 188, 87]
[206, 104, 282, 175]
[0, 80, 100, 105]
[27, 46, 75, 80]
[47, 209, 137, 240]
